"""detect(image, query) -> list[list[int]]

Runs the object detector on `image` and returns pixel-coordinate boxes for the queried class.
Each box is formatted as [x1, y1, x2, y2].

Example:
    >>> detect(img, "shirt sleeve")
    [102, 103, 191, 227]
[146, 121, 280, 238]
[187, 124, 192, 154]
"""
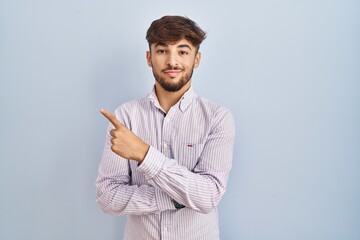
[95, 112, 176, 216]
[137, 109, 235, 214]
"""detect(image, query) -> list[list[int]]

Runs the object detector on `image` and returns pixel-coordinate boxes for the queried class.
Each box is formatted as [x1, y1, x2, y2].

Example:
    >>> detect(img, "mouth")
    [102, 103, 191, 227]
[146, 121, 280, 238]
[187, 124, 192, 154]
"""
[163, 70, 182, 78]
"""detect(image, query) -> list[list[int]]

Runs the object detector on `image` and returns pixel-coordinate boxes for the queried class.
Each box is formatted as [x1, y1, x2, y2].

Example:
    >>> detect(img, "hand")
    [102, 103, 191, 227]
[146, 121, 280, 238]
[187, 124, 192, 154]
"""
[100, 109, 149, 163]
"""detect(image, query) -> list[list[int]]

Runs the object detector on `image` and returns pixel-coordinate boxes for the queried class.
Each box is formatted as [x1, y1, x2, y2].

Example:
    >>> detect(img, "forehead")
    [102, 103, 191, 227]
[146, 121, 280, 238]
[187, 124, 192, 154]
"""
[151, 38, 195, 49]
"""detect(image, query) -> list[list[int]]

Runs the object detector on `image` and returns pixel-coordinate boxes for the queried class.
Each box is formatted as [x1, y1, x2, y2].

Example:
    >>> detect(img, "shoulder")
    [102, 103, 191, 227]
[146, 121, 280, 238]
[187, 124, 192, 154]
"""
[193, 95, 234, 121]
[114, 95, 149, 113]
[112, 95, 150, 125]
[191, 95, 235, 133]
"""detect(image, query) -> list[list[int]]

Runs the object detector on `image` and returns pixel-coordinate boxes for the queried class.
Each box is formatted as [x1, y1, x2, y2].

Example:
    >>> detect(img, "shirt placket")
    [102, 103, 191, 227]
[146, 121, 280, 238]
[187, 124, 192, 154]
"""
[161, 108, 174, 157]
[160, 109, 175, 240]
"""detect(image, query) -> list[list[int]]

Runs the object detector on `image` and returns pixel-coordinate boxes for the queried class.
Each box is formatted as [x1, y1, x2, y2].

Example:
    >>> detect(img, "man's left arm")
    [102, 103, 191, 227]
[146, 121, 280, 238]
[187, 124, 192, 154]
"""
[137, 109, 235, 213]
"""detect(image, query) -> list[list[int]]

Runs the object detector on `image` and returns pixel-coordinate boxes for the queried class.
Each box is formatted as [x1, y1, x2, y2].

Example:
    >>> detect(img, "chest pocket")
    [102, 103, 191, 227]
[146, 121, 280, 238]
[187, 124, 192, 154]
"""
[174, 143, 205, 171]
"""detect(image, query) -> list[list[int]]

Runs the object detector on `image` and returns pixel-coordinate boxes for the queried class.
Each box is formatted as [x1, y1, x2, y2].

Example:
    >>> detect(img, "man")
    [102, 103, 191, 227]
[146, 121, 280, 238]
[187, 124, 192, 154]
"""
[96, 15, 235, 240]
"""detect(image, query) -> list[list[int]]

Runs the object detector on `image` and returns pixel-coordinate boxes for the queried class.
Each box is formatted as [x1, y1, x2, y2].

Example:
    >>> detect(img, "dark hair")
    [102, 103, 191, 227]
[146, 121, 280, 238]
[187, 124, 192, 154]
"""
[146, 16, 206, 50]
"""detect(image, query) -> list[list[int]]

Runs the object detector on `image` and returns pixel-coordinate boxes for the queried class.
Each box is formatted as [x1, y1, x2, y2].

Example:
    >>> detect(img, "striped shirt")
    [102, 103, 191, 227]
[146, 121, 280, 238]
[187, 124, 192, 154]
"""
[96, 87, 235, 240]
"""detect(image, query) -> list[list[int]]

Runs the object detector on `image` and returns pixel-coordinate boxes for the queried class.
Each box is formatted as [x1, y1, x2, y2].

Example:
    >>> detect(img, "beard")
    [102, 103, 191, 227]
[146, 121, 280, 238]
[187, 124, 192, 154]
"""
[152, 66, 194, 92]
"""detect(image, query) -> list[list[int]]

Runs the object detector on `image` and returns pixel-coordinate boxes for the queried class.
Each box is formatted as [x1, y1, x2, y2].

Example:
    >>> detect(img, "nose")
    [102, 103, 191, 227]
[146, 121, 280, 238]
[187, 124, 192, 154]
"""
[166, 52, 178, 67]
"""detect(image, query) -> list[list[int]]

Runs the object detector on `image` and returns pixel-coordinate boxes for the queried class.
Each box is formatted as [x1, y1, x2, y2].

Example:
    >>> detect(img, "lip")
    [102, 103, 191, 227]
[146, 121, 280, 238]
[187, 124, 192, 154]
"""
[164, 70, 182, 78]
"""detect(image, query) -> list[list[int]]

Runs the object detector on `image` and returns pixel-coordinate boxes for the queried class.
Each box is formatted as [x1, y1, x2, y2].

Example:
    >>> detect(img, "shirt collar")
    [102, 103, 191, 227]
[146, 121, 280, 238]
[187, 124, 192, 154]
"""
[148, 87, 163, 111]
[178, 87, 196, 112]
[148, 86, 196, 113]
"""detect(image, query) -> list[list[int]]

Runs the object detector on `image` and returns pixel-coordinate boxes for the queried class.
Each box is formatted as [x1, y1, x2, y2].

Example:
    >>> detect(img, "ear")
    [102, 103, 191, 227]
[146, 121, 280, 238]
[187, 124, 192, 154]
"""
[194, 52, 201, 69]
[146, 51, 152, 67]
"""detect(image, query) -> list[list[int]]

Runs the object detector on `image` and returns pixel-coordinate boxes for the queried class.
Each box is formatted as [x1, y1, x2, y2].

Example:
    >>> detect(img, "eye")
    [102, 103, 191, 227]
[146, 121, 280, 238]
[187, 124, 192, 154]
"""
[156, 49, 166, 54]
[179, 51, 189, 55]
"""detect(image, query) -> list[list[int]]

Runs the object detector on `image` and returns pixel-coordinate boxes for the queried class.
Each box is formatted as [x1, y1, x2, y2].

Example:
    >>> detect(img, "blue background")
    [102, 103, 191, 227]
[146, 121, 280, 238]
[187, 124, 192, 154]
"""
[1, 0, 359, 239]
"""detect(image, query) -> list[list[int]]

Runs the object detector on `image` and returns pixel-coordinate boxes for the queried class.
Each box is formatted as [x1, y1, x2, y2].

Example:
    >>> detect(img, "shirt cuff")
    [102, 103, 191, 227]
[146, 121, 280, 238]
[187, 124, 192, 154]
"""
[137, 146, 166, 180]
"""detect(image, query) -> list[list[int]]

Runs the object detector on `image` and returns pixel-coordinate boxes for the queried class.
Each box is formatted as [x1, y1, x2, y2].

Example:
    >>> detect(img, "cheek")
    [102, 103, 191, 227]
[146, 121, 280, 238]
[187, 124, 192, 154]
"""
[184, 60, 196, 69]
[150, 62, 163, 73]
[150, 58, 162, 68]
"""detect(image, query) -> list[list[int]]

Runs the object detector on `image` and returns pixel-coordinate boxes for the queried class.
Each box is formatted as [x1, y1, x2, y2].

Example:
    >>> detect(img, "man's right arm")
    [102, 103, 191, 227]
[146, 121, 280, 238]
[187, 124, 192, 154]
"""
[95, 121, 176, 216]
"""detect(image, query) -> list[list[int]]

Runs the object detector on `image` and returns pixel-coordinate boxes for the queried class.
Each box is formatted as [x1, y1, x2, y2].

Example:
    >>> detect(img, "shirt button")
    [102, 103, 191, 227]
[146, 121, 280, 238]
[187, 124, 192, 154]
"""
[163, 143, 168, 149]
[163, 227, 168, 232]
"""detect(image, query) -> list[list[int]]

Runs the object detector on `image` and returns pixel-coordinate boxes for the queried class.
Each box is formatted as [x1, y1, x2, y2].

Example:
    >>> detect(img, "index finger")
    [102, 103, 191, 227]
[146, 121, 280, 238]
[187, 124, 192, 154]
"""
[100, 109, 123, 128]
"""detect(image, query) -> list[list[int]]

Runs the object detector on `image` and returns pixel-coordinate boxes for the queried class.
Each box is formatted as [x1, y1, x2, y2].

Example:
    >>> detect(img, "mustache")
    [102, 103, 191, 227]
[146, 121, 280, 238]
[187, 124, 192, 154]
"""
[161, 66, 185, 71]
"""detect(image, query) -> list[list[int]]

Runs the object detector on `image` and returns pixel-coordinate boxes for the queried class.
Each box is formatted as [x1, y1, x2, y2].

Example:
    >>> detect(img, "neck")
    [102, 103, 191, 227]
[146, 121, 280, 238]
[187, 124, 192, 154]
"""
[155, 81, 191, 113]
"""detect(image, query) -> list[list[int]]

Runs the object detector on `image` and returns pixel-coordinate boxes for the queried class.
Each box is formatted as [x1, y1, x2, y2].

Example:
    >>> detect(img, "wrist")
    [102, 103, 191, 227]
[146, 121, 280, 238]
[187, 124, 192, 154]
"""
[136, 143, 150, 163]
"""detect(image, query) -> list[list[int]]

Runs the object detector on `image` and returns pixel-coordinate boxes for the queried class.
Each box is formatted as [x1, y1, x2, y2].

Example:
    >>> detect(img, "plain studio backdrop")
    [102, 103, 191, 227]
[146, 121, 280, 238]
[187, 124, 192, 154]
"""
[0, 0, 359, 239]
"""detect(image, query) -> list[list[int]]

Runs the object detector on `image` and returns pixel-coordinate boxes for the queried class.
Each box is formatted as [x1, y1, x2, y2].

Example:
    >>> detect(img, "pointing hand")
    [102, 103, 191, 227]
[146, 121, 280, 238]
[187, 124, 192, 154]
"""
[100, 109, 149, 162]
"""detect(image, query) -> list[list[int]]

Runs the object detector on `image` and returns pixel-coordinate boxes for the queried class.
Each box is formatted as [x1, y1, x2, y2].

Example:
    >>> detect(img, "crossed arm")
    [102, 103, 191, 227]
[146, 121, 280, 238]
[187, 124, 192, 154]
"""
[96, 108, 235, 215]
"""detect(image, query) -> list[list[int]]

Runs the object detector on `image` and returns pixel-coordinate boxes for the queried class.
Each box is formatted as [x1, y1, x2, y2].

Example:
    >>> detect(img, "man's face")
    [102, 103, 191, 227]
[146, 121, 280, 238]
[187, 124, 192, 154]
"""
[146, 38, 201, 92]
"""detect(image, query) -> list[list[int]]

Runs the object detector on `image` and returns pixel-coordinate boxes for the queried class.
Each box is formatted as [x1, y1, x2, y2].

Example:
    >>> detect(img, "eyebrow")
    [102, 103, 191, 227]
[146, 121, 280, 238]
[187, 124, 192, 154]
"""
[154, 42, 167, 48]
[178, 44, 192, 51]
[154, 42, 192, 51]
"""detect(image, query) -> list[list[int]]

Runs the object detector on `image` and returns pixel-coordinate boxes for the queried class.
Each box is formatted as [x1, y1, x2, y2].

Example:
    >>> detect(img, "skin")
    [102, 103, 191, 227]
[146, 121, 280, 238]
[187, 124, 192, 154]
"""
[146, 38, 201, 112]
[100, 109, 149, 162]
[101, 38, 201, 162]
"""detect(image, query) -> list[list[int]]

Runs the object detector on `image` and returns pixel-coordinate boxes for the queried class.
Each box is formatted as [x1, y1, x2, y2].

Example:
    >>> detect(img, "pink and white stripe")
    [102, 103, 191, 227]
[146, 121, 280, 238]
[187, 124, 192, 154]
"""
[96, 87, 235, 240]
